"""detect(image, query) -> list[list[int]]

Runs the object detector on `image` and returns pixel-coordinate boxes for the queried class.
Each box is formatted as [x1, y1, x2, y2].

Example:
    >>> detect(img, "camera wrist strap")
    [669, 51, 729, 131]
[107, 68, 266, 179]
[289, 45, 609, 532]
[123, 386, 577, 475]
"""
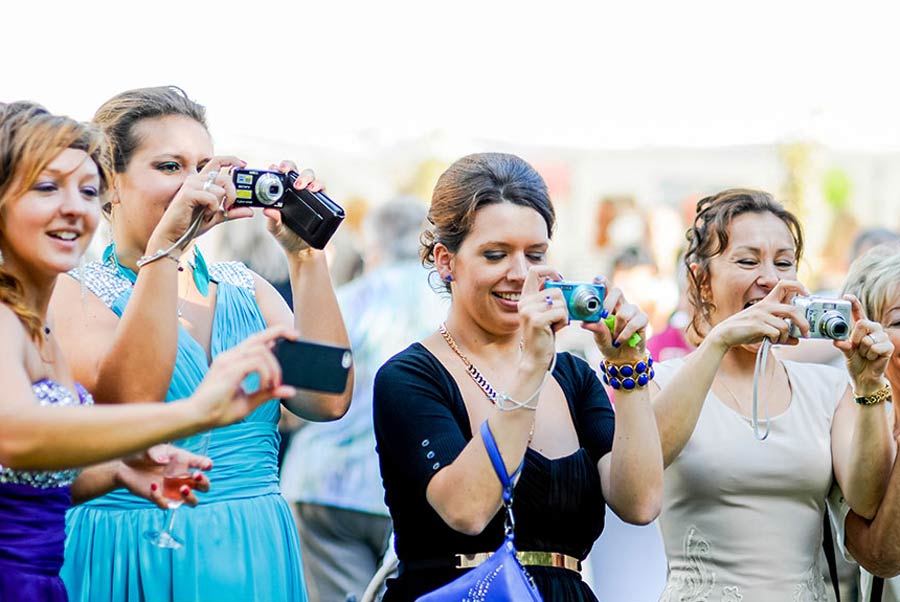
[751, 337, 773, 441]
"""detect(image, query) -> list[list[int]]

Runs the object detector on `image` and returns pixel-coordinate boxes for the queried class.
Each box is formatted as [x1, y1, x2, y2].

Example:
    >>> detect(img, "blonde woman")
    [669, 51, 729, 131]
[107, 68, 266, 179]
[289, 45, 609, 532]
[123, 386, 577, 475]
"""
[830, 242, 900, 601]
[0, 102, 293, 601]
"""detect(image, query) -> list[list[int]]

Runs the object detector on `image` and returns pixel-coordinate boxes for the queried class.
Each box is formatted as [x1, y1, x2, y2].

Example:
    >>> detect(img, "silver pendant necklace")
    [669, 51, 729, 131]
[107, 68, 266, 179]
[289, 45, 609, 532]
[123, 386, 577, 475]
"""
[176, 263, 190, 318]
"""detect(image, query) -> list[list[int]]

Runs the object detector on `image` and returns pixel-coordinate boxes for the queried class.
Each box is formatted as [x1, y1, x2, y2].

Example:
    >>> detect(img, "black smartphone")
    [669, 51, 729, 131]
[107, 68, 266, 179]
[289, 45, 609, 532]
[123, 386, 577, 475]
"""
[272, 338, 352, 394]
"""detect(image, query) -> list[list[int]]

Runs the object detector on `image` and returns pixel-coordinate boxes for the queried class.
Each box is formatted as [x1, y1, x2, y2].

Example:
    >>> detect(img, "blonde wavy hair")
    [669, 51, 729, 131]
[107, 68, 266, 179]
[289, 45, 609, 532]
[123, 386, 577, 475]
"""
[0, 101, 112, 341]
[842, 242, 900, 325]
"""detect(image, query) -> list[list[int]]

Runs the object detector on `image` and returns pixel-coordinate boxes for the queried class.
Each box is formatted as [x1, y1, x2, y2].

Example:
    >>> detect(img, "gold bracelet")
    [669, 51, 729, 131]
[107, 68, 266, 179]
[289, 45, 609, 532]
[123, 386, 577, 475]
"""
[854, 383, 892, 406]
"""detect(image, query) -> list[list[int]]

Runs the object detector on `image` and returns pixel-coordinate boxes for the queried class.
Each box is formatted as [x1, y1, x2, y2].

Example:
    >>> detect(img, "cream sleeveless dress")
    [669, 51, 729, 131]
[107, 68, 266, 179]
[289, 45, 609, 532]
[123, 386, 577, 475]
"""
[654, 356, 848, 601]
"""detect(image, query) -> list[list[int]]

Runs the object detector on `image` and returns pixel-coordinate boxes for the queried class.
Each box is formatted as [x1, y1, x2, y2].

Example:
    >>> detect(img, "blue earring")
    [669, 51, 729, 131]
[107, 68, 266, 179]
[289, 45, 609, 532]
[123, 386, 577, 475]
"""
[444, 274, 453, 282]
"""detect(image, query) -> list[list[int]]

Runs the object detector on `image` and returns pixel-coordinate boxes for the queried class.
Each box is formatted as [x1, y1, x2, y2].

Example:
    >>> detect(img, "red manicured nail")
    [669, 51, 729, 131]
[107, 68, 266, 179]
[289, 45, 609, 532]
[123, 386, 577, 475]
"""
[194, 473, 204, 481]
[180, 486, 190, 496]
[150, 483, 158, 492]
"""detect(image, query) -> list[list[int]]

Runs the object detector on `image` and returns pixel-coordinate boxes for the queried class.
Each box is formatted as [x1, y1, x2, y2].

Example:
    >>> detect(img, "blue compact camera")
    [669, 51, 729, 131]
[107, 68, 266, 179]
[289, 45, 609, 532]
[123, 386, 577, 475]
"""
[544, 281, 606, 322]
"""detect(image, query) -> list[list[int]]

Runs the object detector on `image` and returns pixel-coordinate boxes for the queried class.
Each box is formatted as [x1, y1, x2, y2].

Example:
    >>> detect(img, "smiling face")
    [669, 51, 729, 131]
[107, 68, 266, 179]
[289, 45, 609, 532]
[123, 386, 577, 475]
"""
[111, 115, 212, 251]
[0, 148, 101, 280]
[704, 211, 798, 327]
[439, 202, 550, 335]
[881, 286, 900, 389]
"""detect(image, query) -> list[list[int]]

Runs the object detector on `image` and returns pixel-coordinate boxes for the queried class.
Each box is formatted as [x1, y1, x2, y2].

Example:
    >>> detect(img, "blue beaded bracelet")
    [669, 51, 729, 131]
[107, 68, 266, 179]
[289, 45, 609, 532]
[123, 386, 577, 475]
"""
[600, 355, 654, 390]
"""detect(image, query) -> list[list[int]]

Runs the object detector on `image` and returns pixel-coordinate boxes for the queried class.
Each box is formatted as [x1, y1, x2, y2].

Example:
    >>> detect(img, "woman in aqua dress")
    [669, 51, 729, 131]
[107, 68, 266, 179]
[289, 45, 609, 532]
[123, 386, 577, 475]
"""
[0, 101, 297, 602]
[53, 86, 353, 601]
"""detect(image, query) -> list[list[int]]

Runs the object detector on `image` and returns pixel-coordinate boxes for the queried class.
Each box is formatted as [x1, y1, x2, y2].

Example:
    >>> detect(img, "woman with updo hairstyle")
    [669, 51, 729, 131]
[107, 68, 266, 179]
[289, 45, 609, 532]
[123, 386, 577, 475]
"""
[373, 152, 664, 601]
[650, 189, 894, 600]
[0, 102, 295, 601]
[51, 86, 352, 601]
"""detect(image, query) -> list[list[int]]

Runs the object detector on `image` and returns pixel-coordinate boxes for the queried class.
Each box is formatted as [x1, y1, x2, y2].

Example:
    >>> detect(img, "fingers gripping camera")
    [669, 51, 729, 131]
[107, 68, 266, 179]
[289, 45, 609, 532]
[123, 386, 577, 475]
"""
[231, 168, 346, 249]
[788, 295, 852, 340]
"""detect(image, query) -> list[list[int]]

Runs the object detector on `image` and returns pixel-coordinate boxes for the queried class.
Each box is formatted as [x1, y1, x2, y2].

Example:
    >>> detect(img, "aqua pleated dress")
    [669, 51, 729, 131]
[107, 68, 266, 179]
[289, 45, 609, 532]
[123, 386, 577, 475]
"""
[60, 252, 306, 602]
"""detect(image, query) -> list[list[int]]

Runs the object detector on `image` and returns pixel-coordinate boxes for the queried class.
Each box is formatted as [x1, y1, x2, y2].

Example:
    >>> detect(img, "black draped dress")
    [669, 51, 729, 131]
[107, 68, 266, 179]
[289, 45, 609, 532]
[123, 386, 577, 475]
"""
[374, 344, 616, 602]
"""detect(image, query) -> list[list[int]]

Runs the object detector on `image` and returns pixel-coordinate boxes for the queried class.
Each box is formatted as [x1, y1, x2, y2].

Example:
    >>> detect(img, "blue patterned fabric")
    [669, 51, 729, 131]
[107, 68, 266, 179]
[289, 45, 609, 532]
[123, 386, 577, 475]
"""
[61, 247, 306, 602]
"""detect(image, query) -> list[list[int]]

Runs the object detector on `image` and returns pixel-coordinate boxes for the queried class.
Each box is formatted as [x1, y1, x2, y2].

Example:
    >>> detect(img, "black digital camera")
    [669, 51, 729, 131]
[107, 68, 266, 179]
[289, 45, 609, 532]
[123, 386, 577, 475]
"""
[544, 281, 606, 322]
[231, 168, 345, 250]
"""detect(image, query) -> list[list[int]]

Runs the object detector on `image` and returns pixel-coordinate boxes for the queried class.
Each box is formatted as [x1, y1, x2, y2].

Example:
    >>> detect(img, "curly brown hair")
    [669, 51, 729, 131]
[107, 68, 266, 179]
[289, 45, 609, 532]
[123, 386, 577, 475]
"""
[684, 188, 804, 340]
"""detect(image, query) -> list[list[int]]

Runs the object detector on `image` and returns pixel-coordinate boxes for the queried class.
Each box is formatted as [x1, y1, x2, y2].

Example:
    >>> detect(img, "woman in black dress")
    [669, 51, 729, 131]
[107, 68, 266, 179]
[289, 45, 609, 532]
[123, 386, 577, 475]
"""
[373, 153, 664, 601]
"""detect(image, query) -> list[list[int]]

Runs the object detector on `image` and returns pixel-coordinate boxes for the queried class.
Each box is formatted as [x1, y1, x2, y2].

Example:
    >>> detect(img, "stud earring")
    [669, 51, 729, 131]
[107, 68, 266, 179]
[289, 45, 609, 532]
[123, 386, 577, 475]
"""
[444, 274, 453, 282]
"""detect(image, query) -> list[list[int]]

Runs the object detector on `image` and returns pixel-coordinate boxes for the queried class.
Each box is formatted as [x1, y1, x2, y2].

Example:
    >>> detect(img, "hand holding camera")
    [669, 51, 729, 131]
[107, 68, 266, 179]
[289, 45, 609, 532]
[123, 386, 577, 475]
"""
[707, 279, 810, 350]
[833, 294, 895, 395]
[573, 277, 649, 363]
[147, 156, 250, 254]
[517, 267, 570, 370]
[233, 160, 345, 251]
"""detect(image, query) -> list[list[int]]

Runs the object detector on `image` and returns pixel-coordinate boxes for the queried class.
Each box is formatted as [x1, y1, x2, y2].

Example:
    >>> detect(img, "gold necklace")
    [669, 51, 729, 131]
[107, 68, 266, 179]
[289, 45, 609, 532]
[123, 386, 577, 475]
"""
[440, 323, 498, 404]
[440, 323, 536, 443]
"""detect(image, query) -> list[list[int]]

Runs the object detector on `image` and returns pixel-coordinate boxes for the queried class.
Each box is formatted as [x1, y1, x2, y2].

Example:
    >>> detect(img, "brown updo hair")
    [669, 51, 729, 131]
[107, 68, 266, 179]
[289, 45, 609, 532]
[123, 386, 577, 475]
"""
[0, 101, 112, 341]
[93, 86, 207, 215]
[684, 188, 804, 339]
[421, 153, 555, 292]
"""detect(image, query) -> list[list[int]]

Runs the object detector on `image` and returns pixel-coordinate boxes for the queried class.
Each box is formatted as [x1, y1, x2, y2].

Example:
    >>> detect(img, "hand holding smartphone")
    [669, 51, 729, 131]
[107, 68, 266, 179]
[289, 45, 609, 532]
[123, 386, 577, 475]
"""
[272, 338, 352, 394]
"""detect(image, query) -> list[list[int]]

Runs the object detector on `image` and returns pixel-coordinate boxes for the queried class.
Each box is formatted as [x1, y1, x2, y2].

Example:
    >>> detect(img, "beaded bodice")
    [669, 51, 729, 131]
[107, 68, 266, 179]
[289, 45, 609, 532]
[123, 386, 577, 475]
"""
[0, 380, 93, 488]
[76, 256, 256, 308]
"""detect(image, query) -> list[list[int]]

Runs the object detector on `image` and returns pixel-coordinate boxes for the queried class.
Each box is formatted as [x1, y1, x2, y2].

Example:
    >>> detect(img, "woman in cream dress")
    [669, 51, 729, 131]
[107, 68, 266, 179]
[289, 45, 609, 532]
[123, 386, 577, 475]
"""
[652, 189, 895, 600]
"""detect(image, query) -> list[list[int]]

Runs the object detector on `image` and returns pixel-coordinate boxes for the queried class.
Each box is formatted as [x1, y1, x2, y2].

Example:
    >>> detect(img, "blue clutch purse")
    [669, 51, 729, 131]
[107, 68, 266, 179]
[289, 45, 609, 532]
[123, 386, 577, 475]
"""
[416, 421, 543, 602]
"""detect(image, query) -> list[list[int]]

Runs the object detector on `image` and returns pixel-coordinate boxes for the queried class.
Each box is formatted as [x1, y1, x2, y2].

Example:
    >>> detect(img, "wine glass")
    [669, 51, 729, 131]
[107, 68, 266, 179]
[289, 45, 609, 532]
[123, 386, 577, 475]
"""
[144, 431, 211, 549]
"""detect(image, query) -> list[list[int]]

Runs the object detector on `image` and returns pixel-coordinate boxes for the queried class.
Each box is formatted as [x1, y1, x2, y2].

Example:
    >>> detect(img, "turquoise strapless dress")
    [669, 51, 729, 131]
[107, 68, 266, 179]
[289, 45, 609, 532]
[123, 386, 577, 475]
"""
[61, 253, 306, 602]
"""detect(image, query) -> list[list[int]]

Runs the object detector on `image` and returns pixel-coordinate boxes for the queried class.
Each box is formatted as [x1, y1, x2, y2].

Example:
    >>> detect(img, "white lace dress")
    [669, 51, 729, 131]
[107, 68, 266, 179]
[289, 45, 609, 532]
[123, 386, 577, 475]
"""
[655, 357, 848, 602]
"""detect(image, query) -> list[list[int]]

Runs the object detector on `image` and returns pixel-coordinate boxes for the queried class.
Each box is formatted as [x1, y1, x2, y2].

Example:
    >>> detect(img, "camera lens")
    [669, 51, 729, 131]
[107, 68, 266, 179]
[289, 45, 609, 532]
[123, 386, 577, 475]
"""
[571, 286, 602, 320]
[820, 312, 850, 340]
[255, 173, 284, 206]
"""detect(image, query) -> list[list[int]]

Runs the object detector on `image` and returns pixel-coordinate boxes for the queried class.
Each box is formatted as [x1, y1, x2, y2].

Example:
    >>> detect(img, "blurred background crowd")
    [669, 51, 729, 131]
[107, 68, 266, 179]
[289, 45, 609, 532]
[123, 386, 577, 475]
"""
[8, 2, 900, 599]
[210, 140, 899, 601]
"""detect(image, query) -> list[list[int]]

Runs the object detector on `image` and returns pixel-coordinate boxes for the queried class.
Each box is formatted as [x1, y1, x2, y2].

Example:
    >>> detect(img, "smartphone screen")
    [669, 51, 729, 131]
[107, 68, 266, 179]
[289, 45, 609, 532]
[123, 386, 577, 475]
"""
[272, 338, 352, 394]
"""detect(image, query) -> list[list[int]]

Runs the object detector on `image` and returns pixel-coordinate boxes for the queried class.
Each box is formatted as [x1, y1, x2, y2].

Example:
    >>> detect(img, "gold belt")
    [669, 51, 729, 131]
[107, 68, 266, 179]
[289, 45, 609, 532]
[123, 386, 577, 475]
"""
[454, 551, 581, 573]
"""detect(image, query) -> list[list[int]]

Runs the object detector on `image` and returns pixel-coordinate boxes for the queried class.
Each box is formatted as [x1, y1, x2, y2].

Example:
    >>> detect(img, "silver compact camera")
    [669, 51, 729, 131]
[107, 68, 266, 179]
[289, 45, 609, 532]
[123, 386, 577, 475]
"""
[789, 295, 852, 340]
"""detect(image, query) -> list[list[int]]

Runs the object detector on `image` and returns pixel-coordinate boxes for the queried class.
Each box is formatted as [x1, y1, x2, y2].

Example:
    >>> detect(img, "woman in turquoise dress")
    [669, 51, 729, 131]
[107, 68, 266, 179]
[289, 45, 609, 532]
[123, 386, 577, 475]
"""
[52, 87, 353, 601]
[0, 101, 297, 601]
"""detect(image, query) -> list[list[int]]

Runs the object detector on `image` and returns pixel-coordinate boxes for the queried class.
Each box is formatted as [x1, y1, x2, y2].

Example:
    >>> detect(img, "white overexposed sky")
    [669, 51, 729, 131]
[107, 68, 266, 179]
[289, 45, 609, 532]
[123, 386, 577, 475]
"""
[4, 0, 900, 152]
